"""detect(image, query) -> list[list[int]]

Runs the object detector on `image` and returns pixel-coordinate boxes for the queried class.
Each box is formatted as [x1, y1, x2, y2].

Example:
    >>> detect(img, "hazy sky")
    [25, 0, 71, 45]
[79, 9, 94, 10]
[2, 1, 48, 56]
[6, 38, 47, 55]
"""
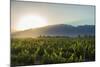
[11, 0, 95, 32]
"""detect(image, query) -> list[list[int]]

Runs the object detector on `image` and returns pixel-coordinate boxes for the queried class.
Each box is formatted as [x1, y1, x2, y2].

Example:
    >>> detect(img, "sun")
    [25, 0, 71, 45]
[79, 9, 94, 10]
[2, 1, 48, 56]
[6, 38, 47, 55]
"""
[16, 15, 48, 31]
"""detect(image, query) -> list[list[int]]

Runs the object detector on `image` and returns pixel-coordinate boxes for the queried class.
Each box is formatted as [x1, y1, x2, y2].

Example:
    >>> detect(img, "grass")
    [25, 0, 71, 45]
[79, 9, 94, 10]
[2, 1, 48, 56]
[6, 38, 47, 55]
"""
[11, 36, 95, 66]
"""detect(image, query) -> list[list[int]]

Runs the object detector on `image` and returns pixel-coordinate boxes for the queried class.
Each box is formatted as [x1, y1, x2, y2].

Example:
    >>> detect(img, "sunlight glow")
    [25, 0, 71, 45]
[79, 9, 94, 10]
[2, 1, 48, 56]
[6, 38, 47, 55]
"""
[16, 15, 48, 31]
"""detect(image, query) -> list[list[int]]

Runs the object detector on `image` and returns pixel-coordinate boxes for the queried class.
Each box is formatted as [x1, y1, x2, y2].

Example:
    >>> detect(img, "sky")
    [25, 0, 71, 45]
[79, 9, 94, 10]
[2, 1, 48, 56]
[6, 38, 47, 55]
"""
[11, 0, 95, 32]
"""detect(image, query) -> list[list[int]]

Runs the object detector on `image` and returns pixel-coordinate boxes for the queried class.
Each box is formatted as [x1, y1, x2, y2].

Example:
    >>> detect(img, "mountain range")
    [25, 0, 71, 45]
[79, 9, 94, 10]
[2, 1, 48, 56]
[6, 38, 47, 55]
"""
[11, 24, 95, 38]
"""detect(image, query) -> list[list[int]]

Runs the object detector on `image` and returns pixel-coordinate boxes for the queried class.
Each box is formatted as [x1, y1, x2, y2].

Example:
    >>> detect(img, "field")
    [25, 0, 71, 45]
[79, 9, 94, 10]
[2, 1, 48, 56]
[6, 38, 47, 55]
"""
[11, 36, 95, 66]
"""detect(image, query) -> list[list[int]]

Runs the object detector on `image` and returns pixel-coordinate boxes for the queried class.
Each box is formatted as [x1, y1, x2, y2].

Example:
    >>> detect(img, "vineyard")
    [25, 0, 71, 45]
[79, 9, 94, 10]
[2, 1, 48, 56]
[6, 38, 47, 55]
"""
[11, 37, 95, 66]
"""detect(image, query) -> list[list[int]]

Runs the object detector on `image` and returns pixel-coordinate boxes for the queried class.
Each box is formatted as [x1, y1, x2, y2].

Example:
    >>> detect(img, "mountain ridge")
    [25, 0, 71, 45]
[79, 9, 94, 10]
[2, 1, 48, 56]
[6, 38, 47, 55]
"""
[11, 24, 95, 38]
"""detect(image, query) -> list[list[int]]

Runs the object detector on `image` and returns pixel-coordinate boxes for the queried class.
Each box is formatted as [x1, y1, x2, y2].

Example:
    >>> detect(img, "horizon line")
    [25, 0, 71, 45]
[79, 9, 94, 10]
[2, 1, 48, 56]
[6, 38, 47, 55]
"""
[11, 24, 95, 33]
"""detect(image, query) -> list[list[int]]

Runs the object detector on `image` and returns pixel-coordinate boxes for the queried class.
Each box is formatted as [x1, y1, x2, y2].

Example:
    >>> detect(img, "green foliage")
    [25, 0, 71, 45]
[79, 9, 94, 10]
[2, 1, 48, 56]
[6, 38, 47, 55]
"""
[11, 37, 95, 66]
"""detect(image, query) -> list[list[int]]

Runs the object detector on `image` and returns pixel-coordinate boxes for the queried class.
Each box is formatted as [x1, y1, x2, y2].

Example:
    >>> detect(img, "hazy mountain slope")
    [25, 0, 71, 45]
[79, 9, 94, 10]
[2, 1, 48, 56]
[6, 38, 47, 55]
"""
[11, 24, 95, 38]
